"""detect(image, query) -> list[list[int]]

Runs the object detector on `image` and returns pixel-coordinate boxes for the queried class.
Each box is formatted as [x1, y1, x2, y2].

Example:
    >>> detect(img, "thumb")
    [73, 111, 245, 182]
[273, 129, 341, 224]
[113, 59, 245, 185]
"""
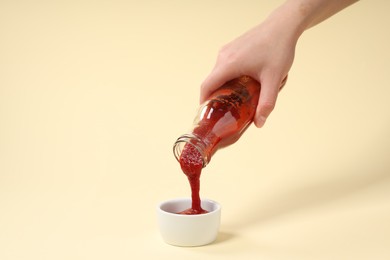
[254, 76, 281, 128]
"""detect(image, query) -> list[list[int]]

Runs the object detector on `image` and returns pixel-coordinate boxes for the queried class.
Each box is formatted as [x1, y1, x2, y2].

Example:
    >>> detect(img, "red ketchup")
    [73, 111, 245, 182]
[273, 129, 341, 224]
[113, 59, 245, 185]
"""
[173, 76, 261, 215]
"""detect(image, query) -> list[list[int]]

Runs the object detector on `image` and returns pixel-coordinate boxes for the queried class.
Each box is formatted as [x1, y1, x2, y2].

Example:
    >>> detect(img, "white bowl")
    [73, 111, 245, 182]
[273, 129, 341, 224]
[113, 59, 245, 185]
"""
[157, 198, 221, 247]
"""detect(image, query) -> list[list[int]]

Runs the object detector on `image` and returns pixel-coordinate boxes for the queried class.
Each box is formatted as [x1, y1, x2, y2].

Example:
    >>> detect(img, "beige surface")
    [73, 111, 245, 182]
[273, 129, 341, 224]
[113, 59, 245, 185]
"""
[1, 1, 389, 259]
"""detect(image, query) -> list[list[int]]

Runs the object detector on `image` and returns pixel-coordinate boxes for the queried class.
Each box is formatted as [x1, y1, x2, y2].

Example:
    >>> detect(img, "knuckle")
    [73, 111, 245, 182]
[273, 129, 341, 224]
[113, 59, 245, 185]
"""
[260, 100, 276, 113]
[217, 45, 238, 64]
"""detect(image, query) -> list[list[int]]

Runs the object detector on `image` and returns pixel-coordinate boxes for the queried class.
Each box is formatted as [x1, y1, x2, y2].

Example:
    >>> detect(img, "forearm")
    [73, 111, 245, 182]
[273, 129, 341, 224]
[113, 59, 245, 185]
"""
[266, 0, 359, 40]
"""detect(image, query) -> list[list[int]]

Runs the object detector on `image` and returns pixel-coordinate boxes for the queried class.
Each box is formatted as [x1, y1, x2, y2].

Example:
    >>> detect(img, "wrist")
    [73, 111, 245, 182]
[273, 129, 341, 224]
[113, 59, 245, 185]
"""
[266, 1, 312, 42]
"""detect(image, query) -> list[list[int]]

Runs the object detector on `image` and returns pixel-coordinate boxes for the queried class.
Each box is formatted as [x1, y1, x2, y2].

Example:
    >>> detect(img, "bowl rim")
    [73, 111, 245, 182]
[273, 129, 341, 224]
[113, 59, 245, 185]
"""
[157, 197, 221, 217]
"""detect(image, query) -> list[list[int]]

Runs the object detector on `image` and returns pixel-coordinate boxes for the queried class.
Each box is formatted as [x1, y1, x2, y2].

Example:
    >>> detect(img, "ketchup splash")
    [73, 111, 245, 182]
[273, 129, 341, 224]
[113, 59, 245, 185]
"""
[178, 144, 208, 215]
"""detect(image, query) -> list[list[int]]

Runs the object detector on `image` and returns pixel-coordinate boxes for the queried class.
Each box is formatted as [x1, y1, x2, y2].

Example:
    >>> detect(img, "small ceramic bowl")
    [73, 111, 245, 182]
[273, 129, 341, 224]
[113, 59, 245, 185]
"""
[157, 198, 221, 247]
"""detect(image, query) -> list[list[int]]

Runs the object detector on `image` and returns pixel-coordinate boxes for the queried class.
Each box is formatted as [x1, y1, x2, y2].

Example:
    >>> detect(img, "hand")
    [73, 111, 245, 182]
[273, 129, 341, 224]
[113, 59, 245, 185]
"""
[200, 9, 301, 128]
[200, 0, 358, 128]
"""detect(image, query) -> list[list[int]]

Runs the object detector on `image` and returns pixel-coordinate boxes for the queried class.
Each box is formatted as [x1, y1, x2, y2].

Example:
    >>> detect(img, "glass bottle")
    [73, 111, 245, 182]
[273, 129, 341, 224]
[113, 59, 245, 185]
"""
[173, 76, 263, 168]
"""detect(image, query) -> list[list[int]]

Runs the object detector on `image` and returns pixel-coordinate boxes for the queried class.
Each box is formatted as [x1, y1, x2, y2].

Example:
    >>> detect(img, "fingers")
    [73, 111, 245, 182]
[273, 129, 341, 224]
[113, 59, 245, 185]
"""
[254, 74, 286, 128]
[200, 65, 240, 104]
[201, 66, 287, 128]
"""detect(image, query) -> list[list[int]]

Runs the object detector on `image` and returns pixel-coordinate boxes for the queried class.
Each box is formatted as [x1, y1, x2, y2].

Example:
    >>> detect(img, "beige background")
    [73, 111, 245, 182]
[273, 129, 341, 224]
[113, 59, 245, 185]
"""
[1, 1, 389, 259]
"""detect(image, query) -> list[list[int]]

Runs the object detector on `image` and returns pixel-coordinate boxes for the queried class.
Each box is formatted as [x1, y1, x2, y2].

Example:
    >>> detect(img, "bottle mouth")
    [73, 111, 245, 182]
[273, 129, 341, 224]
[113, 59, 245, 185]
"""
[173, 134, 208, 168]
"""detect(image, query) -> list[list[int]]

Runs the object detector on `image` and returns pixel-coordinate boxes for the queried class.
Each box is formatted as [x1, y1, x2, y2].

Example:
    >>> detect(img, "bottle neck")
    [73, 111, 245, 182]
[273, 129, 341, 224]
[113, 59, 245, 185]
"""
[173, 134, 210, 168]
